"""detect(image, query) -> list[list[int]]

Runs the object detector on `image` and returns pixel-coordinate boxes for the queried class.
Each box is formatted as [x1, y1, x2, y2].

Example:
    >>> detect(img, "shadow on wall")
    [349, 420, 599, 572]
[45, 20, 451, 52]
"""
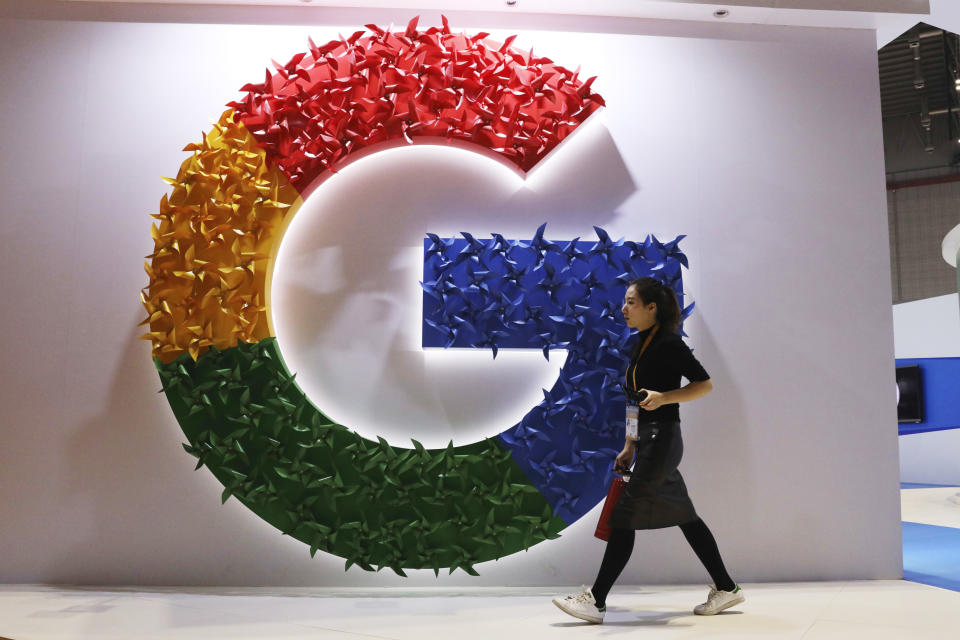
[53, 317, 315, 586]
[677, 316, 756, 582]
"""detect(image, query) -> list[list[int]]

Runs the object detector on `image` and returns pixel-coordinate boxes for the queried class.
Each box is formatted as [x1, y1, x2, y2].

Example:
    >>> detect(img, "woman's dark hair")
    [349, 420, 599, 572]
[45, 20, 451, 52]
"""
[629, 277, 681, 334]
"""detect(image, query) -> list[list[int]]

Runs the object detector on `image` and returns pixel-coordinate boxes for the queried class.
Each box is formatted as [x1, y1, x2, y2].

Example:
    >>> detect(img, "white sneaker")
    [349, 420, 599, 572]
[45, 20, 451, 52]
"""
[552, 585, 606, 623]
[694, 584, 745, 615]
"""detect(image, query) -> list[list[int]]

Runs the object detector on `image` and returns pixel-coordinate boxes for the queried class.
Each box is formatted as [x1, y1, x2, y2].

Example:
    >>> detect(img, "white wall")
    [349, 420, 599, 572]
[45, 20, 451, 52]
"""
[0, 13, 900, 586]
[893, 294, 960, 359]
[899, 428, 960, 486]
[894, 293, 960, 485]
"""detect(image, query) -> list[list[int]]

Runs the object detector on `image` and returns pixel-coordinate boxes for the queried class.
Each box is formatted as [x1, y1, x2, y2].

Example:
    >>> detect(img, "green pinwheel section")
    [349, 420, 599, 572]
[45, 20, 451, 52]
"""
[156, 338, 565, 576]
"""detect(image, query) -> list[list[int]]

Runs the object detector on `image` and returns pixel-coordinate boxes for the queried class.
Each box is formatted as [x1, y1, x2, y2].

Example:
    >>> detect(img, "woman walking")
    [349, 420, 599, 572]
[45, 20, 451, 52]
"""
[552, 277, 743, 623]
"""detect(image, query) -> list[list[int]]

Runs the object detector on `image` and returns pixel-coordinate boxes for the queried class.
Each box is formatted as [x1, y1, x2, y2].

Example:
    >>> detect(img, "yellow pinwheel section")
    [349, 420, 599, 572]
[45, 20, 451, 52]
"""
[141, 110, 302, 363]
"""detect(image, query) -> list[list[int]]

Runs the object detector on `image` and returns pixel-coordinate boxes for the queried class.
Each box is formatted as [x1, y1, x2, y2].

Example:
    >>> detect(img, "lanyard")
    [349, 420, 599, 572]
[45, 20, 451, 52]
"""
[629, 324, 659, 393]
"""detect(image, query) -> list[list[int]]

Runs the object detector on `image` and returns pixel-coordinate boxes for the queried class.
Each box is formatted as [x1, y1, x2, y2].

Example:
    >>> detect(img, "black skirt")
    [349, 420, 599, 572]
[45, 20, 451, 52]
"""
[608, 421, 698, 530]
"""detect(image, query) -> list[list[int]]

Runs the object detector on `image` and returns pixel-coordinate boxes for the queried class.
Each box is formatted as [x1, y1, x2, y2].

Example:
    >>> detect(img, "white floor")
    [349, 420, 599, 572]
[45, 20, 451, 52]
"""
[901, 486, 960, 528]
[1, 580, 959, 640]
[3, 489, 957, 640]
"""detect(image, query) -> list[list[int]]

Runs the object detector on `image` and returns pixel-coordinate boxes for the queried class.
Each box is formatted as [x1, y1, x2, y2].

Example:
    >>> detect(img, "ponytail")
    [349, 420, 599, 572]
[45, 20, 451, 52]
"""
[630, 277, 681, 334]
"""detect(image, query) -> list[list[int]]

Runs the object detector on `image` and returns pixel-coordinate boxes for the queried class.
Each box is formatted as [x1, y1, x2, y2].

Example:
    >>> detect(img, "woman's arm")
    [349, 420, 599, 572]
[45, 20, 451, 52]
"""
[638, 379, 713, 411]
[614, 441, 636, 473]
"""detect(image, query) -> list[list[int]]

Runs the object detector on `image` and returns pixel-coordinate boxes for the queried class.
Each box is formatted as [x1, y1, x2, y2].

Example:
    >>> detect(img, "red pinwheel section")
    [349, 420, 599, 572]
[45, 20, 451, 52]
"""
[228, 16, 605, 197]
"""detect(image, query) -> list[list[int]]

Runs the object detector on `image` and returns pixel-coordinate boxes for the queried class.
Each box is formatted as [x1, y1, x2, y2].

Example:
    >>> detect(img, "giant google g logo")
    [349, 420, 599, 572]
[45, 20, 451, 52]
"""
[141, 18, 690, 576]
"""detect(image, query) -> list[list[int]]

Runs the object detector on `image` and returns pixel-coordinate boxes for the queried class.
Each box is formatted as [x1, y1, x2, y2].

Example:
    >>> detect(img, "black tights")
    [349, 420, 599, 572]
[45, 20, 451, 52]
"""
[590, 518, 735, 608]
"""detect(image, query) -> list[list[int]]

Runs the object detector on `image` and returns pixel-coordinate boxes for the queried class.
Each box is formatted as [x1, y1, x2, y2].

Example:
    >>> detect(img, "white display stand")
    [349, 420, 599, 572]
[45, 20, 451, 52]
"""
[942, 223, 960, 269]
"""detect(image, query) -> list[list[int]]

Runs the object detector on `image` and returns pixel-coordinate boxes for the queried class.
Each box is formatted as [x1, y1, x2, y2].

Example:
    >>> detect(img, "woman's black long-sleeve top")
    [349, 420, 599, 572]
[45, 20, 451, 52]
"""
[625, 326, 710, 425]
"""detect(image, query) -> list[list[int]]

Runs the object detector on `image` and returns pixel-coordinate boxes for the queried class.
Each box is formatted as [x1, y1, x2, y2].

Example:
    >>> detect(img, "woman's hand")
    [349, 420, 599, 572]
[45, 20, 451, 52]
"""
[614, 446, 635, 474]
[638, 389, 667, 411]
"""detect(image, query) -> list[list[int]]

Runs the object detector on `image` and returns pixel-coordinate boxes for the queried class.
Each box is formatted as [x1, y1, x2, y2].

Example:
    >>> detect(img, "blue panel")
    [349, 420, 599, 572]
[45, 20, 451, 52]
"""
[902, 482, 960, 490]
[902, 521, 960, 593]
[896, 358, 960, 436]
[421, 226, 691, 524]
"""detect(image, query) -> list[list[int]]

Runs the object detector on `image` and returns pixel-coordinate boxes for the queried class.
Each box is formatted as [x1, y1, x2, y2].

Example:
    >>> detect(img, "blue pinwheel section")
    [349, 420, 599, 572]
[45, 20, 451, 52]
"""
[421, 224, 692, 524]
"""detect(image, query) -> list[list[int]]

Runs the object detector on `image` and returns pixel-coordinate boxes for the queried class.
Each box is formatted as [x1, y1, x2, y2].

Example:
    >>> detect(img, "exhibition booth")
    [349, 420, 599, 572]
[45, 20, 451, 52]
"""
[2, 0, 952, 638]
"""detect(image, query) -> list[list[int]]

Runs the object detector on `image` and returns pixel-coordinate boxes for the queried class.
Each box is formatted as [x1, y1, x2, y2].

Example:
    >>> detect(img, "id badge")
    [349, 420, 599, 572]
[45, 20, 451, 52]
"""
[626, 404, 639, 440]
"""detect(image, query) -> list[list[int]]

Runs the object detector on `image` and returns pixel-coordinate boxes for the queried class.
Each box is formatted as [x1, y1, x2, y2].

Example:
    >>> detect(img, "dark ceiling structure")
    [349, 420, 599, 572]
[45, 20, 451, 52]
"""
[881, 23, 960, 177]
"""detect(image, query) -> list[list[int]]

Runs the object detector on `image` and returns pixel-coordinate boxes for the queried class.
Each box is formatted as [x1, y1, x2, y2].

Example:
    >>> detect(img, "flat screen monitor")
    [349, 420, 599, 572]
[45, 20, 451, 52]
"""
[896, 365, 924, 424]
